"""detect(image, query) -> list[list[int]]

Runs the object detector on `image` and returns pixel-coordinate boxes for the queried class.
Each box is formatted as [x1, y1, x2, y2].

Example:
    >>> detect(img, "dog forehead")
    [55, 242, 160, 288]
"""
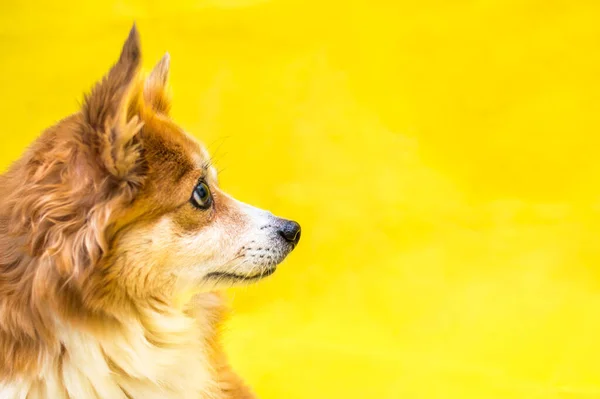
[162, 126, 210, 170]
[142, 118, 209, 170]
[185, 137, 216, 182]
[176, 132, 216, 179]
[191, 145, 211, 169]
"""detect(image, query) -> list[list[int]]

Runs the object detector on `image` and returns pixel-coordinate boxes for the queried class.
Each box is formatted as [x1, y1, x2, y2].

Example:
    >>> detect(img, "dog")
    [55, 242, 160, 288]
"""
[0, 25, 300, 398]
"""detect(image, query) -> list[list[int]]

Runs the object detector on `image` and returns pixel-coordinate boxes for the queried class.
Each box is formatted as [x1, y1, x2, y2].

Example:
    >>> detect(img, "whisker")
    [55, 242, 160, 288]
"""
[208, 136, 230, 158]
[216, 166, 228, 175]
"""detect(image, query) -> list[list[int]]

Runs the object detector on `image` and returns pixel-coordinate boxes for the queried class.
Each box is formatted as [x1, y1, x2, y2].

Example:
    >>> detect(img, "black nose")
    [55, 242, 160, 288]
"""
[278, 220, 301, 245]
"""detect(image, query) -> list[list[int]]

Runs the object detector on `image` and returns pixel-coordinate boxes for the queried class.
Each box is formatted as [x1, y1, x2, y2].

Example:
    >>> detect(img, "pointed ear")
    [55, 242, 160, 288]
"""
[144, 52, 171, 114]
[82, 24, 145, 181]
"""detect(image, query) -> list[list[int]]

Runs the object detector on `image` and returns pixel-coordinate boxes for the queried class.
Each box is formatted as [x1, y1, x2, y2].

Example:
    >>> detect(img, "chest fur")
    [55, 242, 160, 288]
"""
[2, 312, 220, 399]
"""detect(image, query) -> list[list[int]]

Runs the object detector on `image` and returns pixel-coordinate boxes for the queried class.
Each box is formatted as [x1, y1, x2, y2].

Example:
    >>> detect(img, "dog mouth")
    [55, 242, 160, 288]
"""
[204, 267, 276, 282]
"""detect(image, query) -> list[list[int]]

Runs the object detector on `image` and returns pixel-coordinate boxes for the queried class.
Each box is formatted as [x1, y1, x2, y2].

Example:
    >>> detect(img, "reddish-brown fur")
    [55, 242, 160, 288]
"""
[0, 26, 256, 398]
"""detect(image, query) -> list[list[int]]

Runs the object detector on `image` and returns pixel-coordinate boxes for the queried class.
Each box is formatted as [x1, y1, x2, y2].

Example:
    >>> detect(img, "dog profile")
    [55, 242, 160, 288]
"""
[0, 25, 300, 398]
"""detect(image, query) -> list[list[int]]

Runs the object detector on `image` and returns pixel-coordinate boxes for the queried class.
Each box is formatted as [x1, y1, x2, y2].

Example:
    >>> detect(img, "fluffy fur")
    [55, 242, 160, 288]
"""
[0, 25, 300, 398]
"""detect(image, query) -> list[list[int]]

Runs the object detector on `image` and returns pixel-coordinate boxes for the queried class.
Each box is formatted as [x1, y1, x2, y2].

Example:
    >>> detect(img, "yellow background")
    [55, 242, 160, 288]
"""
[2, 1, 600, 397]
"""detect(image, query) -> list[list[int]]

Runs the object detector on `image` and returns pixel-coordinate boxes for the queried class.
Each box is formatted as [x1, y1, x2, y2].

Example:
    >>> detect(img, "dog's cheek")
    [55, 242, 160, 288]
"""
[171, 219, 238, 271]
[108, 217, 183, 296]
[112, 206, 250, 293]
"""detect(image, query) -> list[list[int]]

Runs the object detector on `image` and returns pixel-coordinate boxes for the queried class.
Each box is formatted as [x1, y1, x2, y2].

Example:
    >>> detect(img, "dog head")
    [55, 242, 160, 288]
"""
[2, 26, 300, 308]
[99, 26, 301, 296]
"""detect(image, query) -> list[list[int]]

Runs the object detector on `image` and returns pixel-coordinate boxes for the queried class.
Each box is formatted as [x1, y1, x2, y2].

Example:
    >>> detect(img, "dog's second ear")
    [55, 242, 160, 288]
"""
[144, 52, 171, 114]
[82, 25, 144, 182]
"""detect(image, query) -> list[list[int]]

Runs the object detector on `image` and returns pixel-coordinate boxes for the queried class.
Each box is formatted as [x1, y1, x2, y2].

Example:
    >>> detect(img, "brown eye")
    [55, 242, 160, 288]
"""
[191, 181, 212, 209]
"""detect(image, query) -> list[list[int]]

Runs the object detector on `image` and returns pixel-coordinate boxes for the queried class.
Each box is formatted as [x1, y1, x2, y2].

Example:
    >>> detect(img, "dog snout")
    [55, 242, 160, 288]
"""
[277, 220, 301, 245]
